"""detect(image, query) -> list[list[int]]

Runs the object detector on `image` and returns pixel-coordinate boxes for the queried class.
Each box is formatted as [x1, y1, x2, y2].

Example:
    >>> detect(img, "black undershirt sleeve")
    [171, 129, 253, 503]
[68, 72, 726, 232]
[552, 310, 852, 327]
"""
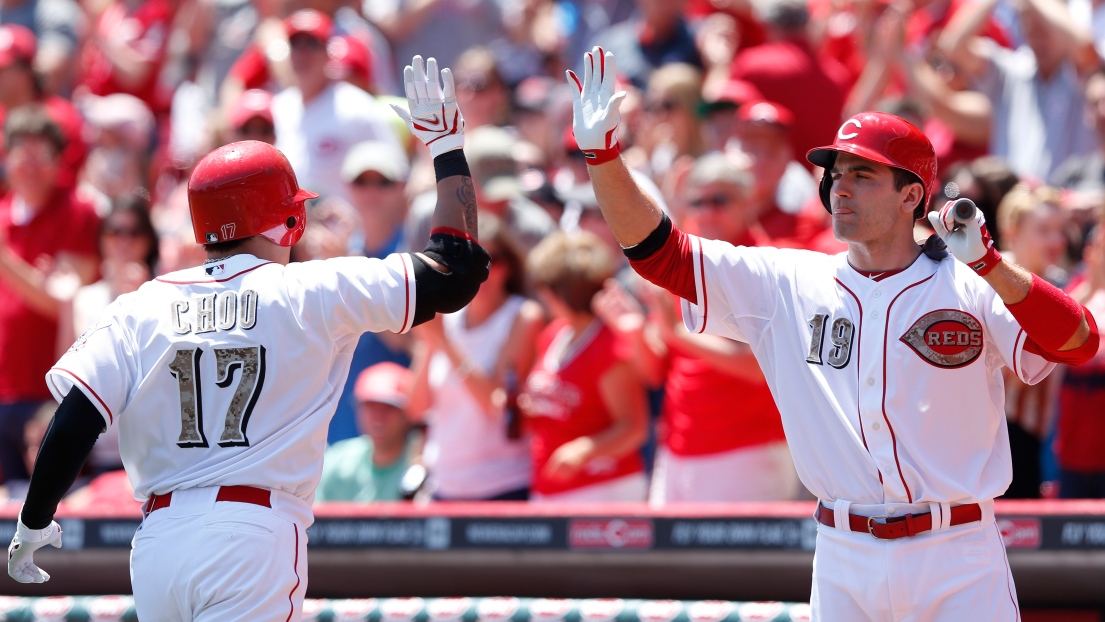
[20, 388, 105, 529]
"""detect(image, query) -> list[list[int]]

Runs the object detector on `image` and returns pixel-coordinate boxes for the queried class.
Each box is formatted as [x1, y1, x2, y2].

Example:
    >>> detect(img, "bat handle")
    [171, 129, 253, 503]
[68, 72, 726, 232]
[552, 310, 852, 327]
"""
[951, 198, 977, 225]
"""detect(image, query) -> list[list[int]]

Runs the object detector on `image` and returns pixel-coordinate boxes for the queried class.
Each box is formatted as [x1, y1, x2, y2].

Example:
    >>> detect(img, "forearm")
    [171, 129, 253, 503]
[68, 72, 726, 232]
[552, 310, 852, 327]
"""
[406, 342, 434, 419]
[663, 330, 764, 382]
[430, 153, 478, 238]
[579, 417, 647, 462]
[588, 159, 665, 247]
[986, 260, 1093, 351]
[905, 60, 991, 146]
[97, 39, 155, 88]
[21, 389, 105, 529]
[0, 249, 61, 318]
[1023, 0, 1095, 65]
[937, 0, 997, 59]
[439, 337, 502, 417]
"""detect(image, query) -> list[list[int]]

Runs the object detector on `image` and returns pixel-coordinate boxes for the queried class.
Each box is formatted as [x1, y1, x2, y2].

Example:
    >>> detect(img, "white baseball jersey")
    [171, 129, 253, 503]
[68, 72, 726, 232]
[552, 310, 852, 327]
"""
[45, 253, 416, 511]
[678, 237, 1055, 505]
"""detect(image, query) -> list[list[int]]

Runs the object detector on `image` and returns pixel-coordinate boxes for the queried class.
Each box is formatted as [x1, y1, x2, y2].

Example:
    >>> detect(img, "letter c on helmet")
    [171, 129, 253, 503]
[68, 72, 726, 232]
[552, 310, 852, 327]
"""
[838, 119, 862, 140]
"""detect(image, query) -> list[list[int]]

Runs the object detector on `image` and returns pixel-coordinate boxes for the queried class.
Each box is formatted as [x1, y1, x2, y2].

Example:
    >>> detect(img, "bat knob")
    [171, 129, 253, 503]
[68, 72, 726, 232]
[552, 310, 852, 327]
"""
[951, 198, 976, 224]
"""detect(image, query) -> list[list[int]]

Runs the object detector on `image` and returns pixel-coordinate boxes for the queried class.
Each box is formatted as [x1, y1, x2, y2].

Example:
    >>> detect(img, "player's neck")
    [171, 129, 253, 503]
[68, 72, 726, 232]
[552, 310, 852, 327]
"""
[204, 237, 291, 266]
[846, 232, 922, 273]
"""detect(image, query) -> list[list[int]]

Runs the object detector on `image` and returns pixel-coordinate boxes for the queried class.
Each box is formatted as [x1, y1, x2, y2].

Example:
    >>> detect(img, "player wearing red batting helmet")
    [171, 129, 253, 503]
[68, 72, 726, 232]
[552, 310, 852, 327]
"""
[187, 140, 317, 247]
[567, 45, 1099, 620]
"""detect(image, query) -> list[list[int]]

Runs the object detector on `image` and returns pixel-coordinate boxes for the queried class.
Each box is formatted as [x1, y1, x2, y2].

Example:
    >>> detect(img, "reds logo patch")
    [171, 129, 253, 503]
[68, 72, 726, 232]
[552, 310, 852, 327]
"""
[900, 309, 984, 368]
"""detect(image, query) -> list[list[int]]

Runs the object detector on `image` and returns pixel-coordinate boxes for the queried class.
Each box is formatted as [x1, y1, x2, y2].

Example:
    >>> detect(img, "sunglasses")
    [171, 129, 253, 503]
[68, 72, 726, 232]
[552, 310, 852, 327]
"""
[289, 34, 325, 50]
[351, 175, 397, 188]
[646, 100, 680, 114]
[689, 195, 733, 210]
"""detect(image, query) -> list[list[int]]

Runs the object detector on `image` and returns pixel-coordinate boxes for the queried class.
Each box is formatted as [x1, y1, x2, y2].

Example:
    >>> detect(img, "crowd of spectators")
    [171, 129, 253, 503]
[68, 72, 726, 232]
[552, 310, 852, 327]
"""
[1, 0, 1104, 508]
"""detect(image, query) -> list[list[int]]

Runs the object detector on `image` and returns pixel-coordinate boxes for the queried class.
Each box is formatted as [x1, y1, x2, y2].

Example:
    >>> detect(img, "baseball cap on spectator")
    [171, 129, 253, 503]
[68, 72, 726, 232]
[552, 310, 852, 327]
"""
[738, 100, 795, 132]
[466, 126, 521, 202]
[353, 362, 411, 409]
[0, 24, 36, 68]
[228, 89, 274, 130]
[326, 35, 373, 84]
[710, 79, 762, 107]
[284, 9, 333, 43]
[81, 93, 155, 151]
[341, 140, 410, 184]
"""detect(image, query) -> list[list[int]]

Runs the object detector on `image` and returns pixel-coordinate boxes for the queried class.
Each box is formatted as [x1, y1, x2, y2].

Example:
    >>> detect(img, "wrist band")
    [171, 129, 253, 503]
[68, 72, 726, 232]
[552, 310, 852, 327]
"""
[433, 150, 471, 182]
[583, 143, 621, 166]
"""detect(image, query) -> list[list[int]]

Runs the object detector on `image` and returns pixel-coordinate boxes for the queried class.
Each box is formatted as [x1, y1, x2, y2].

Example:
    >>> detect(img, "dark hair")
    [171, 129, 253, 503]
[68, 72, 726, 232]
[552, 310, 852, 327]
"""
[478, 214, 527, 296]
[102, 196, 160, 274]
[528, 231, 615, 315]
[891, 168, 926, 220]
[3, 105, 66, 156]
[204, 237, 252, 256]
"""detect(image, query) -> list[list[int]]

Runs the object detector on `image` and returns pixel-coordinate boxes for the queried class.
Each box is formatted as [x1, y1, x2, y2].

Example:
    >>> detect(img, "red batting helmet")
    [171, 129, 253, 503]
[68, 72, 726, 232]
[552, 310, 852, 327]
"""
[806, 112, 937, 218]
[188, 141, 317, 246]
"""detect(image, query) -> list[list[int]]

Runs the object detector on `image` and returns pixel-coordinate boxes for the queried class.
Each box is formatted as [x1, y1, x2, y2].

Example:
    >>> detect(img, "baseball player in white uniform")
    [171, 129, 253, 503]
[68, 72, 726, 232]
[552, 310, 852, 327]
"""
[7, 56, 488, 621]
[569, 47, 1101, 620]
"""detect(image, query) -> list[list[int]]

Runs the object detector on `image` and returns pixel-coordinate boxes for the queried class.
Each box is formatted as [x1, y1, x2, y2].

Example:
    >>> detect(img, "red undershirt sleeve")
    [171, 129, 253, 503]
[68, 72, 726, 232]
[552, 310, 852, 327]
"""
[1008, 274, 1101, 365]
[624, 214, 698, 304]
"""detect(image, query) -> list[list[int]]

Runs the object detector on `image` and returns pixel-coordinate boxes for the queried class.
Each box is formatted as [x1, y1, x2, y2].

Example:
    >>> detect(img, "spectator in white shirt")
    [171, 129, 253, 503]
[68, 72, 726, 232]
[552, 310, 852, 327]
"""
[272, 9, 398, 203]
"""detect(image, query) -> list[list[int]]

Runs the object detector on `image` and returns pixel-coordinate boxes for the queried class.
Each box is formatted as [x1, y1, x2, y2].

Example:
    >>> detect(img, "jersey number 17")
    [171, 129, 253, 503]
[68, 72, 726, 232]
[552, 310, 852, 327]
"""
[168, 346, 267, 448]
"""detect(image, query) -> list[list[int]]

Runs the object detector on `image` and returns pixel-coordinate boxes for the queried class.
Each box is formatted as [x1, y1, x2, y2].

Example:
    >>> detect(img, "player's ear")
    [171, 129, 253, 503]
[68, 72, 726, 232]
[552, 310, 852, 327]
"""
[900, 182, 924, 217]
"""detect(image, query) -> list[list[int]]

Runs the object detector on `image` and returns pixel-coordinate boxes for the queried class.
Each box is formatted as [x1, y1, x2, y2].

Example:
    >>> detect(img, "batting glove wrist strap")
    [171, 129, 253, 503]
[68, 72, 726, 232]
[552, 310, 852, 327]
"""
[927, 200, 1003, 276]
[567, 46, 627, 166]
[391, 55, 466, 159]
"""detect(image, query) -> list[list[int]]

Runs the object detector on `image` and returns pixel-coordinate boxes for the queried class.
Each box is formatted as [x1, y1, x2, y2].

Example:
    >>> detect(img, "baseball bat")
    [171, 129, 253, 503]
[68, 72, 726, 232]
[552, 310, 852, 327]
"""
[950, 198, 976, 225]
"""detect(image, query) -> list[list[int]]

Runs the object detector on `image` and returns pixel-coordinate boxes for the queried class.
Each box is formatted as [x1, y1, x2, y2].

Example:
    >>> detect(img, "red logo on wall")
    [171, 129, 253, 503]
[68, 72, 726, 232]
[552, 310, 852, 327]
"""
[530, 599, 573, 622]
[998, 518, 1042, 549]
[638, 600, 683, 622]
[687, 601, 733, 622]
[578, 599, 625, 622]
[568, 519, 653, 549]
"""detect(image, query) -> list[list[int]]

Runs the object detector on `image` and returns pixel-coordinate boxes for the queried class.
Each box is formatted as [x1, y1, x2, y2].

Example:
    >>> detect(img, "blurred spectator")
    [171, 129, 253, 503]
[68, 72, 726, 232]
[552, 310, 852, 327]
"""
[995, 183, 1068, 498]
[513, 75, 570, 166]
[700, 78, 761, 153]
[1055, 217, 1105, 497]
[594, 154, 800, 502]
[731, 101, 821, 232]
[520, 231, 648, 502]
[367, 0, 505, 79]
[939, 0, 1099, 180]
[938, 155, 1020, 250]
[409, 215, 544, 501]
[78, 93, 156, 203]
[638, 63, 705, 191]
[1050, 68, 1105, 212]
[0, 0, 82, 93]
[731, 0, 849, 172]
[326, 33, 374, 93]
[0, 24, 88, 190]
[316, 363, 422, 502]
[57, 197, 156, 476]
[489, 0, 561, 87]
[0, 401, 91, 502]
[451, 47, 511, 130]
[558, 0, 636, 68]
[76, 0, 175, 118]
[323, 140, 415, 444]
[223, 88, 276, 145]
[272, 9, 399, 204]
[404, 126, 556, 252]
[591, 0, 702, 89]
[0, 106, 99, 484]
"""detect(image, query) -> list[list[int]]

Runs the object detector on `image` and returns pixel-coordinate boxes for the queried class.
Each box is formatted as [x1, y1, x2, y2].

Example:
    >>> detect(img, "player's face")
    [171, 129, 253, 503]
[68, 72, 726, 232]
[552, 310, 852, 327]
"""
[829, 153, 916, 245]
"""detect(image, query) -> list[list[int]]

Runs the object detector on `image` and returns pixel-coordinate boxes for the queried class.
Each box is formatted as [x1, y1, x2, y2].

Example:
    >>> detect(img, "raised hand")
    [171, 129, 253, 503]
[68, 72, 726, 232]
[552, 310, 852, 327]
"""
[390, 55, 465, 158]
[566, 46, 627, 164]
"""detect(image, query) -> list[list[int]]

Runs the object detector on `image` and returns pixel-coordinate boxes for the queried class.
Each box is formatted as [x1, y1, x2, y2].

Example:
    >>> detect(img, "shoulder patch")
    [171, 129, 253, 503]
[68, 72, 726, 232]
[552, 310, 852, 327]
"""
[900, 309, 984, 368]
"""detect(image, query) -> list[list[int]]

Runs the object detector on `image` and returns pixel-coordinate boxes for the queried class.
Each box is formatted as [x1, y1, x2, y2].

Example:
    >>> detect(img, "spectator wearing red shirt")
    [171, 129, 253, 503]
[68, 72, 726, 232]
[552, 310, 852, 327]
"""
[0, 107, 99, 484]
[520, 231, 649, 502]
[595, 153, 801, 503]
[1055, 220, 1105, 497]
[0, 25, 87, 190]
[731, 0, 850, 172]
[77, 0, 174, 117]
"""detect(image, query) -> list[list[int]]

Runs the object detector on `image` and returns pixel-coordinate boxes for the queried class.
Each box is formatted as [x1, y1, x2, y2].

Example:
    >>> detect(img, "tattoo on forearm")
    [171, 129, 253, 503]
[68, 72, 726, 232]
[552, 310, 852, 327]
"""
[456, 177, 478, 234]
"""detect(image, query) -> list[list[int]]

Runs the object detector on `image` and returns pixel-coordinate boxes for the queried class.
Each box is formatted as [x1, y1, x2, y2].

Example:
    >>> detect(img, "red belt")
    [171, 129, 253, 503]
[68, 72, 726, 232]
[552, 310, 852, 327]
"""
[144, 486, 272, 516]
[815, 502, 982, 539]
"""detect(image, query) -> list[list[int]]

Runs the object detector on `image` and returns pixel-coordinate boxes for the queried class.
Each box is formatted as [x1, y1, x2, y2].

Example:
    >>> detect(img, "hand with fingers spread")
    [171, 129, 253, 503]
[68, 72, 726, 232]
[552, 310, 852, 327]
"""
[390, 55, 465, 158]
[927, 199, 1003, 275]
[8, 519, 62, 583]
[566, 46, 627, 165]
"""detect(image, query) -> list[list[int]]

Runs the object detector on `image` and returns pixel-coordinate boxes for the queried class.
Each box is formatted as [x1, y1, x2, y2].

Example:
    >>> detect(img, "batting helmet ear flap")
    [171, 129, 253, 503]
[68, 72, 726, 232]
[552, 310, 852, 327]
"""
[818, 154, 835, 214]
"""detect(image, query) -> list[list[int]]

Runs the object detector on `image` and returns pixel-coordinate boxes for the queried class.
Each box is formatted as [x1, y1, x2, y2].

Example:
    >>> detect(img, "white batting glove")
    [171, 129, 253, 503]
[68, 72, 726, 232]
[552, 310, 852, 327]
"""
[927, 199, 1003, 275]
[566, 46, 627, 165]
[390, 55, 465, 159]
[8, 518, 62, 583]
